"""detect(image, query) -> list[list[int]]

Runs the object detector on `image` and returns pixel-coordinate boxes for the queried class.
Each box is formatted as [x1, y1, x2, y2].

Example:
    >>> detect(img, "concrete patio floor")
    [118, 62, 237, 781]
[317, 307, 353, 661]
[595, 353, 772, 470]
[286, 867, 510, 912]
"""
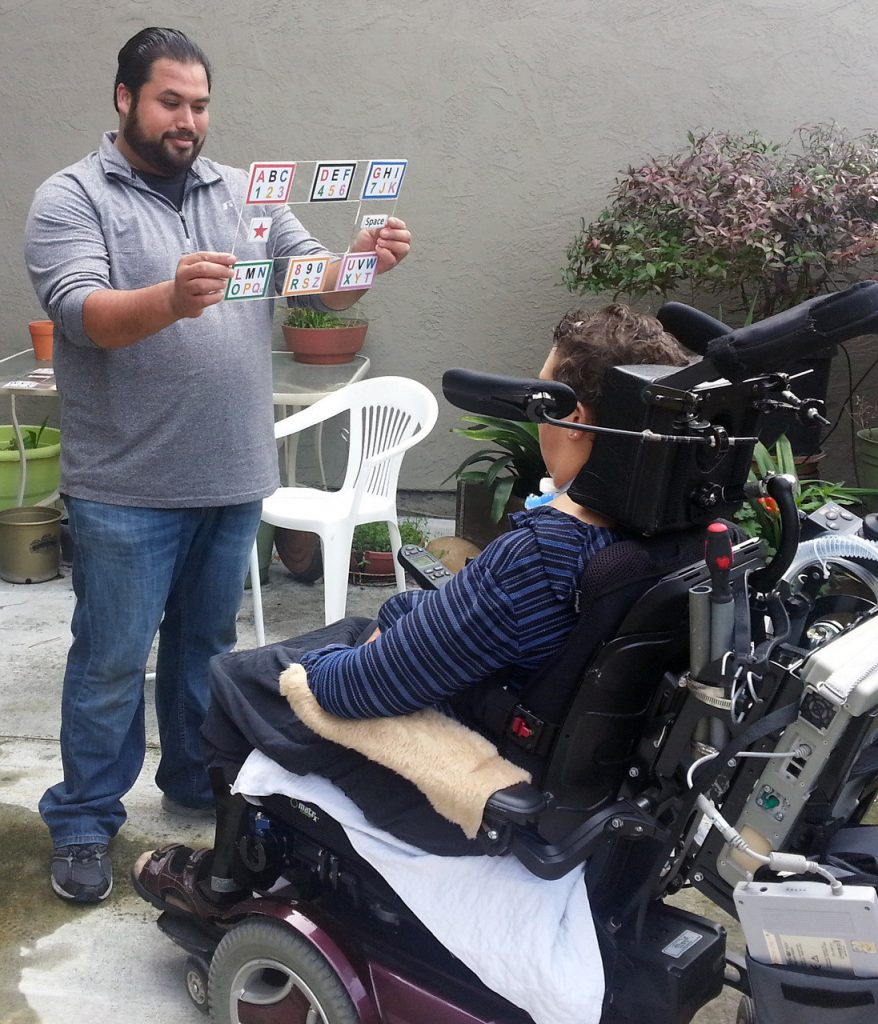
[0, 525, 749, 1024]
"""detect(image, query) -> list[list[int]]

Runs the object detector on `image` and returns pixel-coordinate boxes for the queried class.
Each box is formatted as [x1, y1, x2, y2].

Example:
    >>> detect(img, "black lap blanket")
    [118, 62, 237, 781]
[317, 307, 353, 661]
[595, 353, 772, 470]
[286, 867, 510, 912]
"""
[201, 616, 480, 855]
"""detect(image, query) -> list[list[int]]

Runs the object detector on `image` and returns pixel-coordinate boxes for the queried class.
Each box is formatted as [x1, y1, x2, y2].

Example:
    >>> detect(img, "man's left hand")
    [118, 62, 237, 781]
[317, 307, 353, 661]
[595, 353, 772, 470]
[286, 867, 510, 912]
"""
[351, 216, 411, 274]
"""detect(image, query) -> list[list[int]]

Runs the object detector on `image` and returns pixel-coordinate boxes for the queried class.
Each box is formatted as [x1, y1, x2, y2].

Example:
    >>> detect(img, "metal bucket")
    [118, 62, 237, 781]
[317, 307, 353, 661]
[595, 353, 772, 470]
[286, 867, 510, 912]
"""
[0, 506, 62, 583]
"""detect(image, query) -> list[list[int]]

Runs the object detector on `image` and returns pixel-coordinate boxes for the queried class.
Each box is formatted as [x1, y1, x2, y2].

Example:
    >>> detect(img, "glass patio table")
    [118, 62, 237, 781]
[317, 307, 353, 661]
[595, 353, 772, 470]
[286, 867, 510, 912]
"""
[0, 348, 371, 501]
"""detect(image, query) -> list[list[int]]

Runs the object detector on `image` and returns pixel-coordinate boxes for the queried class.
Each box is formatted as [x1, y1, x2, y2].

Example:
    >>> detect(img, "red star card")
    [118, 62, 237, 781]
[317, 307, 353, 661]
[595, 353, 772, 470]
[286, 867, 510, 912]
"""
[248, 217, 272, 241]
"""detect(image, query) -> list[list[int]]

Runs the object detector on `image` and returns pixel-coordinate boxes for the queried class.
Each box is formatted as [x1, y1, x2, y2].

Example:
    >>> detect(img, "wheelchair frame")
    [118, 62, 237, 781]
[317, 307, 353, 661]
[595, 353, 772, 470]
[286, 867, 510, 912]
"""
[146, 284, 878, 1024]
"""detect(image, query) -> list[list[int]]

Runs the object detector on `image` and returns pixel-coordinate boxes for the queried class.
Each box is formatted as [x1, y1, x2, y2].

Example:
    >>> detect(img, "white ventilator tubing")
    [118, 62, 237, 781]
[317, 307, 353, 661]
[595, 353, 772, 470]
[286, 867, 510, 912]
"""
[783, 535, 878, 597]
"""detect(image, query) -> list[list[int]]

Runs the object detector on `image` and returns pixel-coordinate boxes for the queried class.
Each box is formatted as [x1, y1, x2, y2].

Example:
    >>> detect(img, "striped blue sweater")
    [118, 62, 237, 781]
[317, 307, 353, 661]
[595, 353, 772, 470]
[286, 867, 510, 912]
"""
[299, 506, 623, 718]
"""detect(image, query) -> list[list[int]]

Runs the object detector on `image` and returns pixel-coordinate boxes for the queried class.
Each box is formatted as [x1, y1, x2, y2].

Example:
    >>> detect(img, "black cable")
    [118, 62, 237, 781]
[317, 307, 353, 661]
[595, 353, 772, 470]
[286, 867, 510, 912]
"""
[820, 346, 878, 488]
[820, 344, 853, 445]
[539, 414, 757, 446]
[822, 347, 878, 444]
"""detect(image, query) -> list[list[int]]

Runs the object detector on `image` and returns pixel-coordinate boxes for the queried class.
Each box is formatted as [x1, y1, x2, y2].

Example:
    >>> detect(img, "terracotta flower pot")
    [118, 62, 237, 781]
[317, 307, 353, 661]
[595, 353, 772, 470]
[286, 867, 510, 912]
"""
[349, 548, 396, 585]
[281, 321, 367, 365]
[28, 320, 54, 361]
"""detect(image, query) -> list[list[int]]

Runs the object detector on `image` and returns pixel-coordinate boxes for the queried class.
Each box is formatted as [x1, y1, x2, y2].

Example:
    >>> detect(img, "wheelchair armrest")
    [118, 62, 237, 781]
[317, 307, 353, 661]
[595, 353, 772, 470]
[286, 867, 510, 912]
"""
[483, 782, 548, 825]
[503, 799, 669, 881]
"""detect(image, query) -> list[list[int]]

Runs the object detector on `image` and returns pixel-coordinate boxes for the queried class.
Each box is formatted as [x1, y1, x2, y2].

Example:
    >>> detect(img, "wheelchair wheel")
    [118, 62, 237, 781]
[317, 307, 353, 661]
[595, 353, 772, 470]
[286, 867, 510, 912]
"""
[183, 955, 210, 1015]
[735, 995, 757, 1024]
[208, 916, 360, 1024]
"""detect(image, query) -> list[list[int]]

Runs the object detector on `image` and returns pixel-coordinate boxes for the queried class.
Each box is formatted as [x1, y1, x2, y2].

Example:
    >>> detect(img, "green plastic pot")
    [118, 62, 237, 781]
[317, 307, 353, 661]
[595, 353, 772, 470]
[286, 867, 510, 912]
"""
[0, 426, 61, 510]
[244, 521, 276, 590]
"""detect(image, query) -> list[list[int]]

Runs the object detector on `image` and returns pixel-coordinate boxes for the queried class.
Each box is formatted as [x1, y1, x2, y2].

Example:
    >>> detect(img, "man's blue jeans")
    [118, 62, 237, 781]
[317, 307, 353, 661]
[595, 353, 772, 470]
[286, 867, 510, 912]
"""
[39, 497, 263, 847]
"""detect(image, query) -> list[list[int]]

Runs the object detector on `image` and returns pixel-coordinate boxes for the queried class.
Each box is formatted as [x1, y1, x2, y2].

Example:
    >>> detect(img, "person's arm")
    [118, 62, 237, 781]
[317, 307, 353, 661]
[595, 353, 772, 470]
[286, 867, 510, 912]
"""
[363, 589, 432, 644]
[320, 216, 412, 310]
[81, 251, 236, 349]
[25, 173, 236, 350]
[299, 555, 521, 718]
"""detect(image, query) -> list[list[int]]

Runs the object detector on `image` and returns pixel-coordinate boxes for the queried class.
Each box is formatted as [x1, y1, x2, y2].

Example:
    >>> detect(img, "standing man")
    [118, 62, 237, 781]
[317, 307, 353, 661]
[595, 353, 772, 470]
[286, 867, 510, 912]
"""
[24, 26, 411, 904]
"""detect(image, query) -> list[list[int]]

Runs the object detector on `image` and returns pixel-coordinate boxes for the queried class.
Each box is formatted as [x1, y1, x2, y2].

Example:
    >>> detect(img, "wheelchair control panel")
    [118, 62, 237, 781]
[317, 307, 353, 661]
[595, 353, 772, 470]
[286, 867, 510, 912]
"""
[397, 543, 454, 589]
[801, 501, 863, 538]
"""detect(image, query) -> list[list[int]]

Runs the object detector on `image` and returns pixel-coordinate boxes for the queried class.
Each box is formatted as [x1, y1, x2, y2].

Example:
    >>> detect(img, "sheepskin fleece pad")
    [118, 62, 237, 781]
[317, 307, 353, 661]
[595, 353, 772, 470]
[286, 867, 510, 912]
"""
[234, 749, 605, 1024]
[279, 664, 530, 838]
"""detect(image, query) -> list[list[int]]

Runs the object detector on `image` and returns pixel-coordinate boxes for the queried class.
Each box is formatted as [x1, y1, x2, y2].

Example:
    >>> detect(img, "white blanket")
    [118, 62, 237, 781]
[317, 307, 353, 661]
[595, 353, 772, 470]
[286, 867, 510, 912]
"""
[234, 749, 605, 1024]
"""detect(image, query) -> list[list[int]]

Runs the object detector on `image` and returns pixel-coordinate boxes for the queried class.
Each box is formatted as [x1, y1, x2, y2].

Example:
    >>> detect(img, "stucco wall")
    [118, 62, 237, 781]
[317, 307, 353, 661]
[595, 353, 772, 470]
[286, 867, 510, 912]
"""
[2, 0, 878, 489]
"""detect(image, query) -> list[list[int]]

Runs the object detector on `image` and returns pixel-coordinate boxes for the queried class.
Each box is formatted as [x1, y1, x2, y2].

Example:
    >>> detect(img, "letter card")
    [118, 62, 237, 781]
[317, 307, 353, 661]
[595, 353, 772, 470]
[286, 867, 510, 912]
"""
[225, 260, 273, 300]
[282, 256, 330, 296]
[245, 163, 296, 204]
[361, 159, 407, 200]
[310, 162, 357, 202]
[337, 252, 378, 291]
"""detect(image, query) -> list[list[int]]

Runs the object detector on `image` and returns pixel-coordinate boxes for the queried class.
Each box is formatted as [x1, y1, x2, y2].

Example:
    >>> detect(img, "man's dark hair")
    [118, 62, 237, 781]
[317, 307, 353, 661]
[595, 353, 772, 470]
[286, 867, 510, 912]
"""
[552, 304, 690, 414]
[114, 27, 212, 111]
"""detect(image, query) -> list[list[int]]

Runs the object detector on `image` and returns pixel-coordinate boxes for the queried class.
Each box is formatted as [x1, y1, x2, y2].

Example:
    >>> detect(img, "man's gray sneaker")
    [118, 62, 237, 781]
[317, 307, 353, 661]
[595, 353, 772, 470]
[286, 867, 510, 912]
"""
[51, 843, 112, 903]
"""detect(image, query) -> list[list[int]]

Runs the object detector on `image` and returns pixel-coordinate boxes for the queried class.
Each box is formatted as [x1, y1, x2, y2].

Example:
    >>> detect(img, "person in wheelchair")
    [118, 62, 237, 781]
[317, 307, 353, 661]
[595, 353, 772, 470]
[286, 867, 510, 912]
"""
[133, 303, 690, 913]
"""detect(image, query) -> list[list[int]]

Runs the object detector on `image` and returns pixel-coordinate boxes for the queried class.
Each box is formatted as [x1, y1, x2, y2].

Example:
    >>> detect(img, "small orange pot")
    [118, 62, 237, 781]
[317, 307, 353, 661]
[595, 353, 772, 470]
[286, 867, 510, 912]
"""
[28, 320, 54, 361]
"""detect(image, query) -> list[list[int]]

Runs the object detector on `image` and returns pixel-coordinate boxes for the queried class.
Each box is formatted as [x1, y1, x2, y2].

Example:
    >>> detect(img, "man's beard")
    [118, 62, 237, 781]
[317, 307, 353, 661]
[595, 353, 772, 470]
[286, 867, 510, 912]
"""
[122, 101, 204, 176]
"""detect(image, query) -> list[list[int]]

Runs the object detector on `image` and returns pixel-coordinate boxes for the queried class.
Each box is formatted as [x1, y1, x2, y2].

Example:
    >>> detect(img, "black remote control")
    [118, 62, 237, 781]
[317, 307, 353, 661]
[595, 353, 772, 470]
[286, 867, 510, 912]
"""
[397, 544, 454, 589]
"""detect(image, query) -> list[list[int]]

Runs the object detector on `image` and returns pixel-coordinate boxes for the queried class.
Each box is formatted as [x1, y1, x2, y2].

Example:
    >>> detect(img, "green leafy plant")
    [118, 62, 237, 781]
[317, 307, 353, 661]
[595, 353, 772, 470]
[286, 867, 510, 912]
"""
[735, 434, 878, 550]
[1, 417, 50, 451]
[283, 307, 362, 329]
[351, 517, 431, 555]
[444, 415, 546, 523]
[564, 124, 878, 321]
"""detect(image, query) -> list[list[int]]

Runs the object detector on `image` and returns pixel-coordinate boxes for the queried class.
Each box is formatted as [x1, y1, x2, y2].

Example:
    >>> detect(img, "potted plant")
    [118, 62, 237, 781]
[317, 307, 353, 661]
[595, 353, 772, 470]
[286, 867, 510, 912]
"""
[564, 124, 878, 320]
[563, 124, 878, 458]
[846, 394, 878, 512]
[281, 307, 368, 365]
[735, 434, 878, 550]
[28, 320, 54, 361]
[350, 517, 431, 584]
[445, 414, 546, 548]
[0, 418, 61, 510]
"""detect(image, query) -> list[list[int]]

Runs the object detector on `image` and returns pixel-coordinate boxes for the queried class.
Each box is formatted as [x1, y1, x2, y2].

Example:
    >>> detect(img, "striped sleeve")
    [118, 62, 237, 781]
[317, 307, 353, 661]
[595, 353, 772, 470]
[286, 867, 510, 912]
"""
[299, 509, 620, 718]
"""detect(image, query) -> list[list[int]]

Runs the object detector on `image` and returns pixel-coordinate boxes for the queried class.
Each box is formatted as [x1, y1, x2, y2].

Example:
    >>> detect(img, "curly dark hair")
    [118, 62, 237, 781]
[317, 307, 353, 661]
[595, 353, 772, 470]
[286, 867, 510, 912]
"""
[551, 304, 689, 413]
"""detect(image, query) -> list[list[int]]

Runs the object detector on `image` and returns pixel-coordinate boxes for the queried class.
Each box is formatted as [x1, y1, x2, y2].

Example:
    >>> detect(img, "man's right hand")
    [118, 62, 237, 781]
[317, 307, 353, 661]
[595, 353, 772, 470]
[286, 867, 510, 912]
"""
[170, 251, 236, 319]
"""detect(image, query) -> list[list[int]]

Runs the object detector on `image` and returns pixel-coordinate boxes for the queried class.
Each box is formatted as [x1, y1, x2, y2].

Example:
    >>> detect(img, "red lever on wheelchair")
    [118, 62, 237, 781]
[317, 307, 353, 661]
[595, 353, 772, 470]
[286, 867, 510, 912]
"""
[705, 521, 733, 604]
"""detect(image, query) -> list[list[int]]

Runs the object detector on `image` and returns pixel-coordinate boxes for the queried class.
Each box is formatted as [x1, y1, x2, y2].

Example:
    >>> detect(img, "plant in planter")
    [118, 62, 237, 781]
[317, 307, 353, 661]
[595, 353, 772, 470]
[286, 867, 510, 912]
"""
[444, 414, 546, 548]
[0, 418, 62, 510]
[281, 306, 368, 365]
[351, 517, 431, 582]
[564, 124, 878, 320]
[563, 124, 878, 461]
[734, 434, 878, 551]
[849, 394, 878, 511]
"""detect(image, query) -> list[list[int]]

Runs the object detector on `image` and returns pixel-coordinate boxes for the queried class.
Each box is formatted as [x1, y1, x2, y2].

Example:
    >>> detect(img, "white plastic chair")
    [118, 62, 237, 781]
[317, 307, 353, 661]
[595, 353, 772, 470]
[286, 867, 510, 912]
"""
[249, 376, 439, 644]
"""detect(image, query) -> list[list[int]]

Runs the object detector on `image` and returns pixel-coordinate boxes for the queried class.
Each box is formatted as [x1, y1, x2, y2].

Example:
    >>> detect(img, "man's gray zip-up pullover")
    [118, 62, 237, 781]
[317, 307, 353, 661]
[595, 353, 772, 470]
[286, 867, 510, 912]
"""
[25, 131, 329, 508]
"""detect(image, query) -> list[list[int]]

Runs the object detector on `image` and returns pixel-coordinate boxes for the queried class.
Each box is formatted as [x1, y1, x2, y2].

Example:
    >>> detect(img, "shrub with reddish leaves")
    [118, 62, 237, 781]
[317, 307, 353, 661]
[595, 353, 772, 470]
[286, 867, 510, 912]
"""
[564, 125, 878, 320]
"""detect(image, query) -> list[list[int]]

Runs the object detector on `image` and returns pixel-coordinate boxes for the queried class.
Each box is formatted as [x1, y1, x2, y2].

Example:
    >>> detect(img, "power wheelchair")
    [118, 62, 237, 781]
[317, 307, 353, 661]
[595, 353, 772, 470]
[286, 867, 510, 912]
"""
[143, 283, 878, 1024]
